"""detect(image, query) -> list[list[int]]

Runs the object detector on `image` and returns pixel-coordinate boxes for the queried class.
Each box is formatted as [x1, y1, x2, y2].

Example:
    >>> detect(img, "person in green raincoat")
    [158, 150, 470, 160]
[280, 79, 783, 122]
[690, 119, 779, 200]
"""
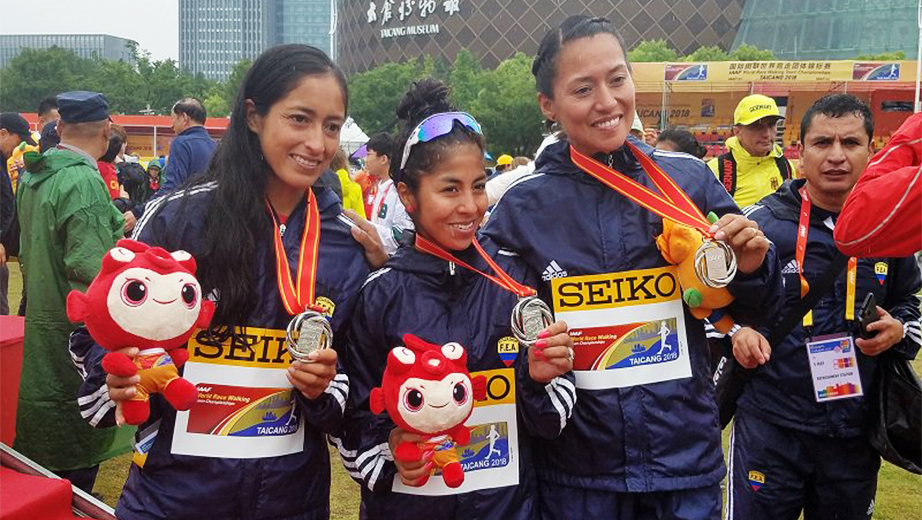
[14, 91, 125, 493]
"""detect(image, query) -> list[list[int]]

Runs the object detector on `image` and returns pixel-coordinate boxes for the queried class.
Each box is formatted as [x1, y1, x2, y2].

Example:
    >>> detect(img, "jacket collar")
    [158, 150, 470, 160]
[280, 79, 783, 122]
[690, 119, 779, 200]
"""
[760, 178, 838, 226]
[387, 238, 486, 279]
[725, 136, 784, 161]
[179, 125, 210, 137]
[534, 134, 654, 184]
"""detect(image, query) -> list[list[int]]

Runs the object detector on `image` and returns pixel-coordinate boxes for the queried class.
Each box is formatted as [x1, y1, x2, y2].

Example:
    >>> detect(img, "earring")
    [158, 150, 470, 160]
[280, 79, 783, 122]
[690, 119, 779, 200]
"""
[405, 204, 416, 213]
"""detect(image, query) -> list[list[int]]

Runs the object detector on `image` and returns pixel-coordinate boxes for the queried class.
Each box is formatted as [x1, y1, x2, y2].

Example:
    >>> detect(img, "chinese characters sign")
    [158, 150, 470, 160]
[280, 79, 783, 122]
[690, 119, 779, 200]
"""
[367, 0, 460, 24]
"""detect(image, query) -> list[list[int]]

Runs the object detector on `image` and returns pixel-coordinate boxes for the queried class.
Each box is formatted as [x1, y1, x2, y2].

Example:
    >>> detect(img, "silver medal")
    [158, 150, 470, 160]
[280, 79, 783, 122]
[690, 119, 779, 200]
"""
[511, 296, 553, 347]
[285, 310, 333, 362]
[694, 240, 737, 288]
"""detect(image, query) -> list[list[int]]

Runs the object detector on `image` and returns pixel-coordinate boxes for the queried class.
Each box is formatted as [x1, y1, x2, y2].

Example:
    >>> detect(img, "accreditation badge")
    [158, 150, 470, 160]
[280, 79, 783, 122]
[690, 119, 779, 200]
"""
[392, 368, 520, 496]
[171, 328, 305, 458]
[805, 333, 863, 403]
[551, 266, 692, 390]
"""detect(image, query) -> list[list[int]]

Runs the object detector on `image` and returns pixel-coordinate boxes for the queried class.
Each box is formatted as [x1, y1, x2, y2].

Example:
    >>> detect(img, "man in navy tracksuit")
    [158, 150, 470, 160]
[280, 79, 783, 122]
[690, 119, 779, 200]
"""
[727, 94, 921, 520]
[480, 134, 784, 518]
[71, 183, 369, 519]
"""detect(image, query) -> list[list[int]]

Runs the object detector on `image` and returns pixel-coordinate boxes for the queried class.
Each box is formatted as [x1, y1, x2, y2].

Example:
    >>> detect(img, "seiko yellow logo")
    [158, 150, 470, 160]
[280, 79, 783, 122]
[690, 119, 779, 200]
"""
[188, 327, 290, 369]
[314, 297, 336, 317]
[551, 266, 679, 312]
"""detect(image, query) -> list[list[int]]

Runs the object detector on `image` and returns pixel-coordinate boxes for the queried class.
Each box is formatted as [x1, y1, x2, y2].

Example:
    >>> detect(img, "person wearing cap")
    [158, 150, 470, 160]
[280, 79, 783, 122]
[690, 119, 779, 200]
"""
[0, 113, 37, 315]
[494, 154, 514, 175]
[14, 91, 125, 493]
[708, 94, 795, 208]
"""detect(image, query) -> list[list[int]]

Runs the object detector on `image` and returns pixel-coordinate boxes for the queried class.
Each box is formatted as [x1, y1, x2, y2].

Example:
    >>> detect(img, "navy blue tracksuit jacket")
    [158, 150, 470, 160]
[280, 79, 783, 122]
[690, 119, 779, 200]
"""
[71, 184, 369, 519]
[337, 243, 576, 520]
[480, 137, 783, 497]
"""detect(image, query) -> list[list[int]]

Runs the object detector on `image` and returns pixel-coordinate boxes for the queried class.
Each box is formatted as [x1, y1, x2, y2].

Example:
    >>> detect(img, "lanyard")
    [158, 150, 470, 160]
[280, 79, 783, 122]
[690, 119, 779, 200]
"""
[570, 143, 714, 237]
[795, 187, 858, 327]
[266, 191, 322, 316]
[372, 180, 393, 220]
[414, 234, 536, 298]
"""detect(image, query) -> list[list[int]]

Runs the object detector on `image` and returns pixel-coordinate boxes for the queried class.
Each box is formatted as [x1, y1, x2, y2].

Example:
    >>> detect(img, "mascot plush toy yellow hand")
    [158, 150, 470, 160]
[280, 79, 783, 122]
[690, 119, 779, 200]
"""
[656, 219, 735, 334]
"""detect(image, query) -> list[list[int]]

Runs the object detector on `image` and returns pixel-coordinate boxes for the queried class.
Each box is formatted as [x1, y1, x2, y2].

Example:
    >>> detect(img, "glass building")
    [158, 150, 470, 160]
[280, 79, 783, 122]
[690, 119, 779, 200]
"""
[179, 0, 332, 81]
[733, 0, 918, 60]
[0, 34, 137, 69]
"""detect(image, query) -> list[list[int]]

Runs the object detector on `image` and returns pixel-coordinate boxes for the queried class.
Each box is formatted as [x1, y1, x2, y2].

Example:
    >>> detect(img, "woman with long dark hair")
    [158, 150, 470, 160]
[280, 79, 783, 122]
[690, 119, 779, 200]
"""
[71, 44, 382, 520]
[480, 15, 783, 520]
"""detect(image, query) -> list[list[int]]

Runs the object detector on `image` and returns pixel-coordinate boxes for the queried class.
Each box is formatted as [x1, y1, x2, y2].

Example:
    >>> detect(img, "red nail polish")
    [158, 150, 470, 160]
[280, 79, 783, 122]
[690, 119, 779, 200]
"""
[535, 339, 548, 349]
[538, 329, 550, 339]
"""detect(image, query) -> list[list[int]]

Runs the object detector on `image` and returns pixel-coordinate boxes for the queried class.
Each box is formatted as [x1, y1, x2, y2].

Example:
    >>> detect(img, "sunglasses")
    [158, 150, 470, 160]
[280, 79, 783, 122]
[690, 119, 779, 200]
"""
[399, 112, 483, 171]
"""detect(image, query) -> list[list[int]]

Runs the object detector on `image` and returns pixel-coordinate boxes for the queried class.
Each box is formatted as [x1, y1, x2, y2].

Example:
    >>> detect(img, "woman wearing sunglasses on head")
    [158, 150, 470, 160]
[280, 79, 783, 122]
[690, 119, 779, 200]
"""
[69, 45, 385, 520]
[335, 79, 576, 520]
[479, 16, 783, 520]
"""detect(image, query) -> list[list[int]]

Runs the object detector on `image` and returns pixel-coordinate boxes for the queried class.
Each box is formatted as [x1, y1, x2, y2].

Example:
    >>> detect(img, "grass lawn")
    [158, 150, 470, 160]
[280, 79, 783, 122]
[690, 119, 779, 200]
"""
[7, 262, 919, 518]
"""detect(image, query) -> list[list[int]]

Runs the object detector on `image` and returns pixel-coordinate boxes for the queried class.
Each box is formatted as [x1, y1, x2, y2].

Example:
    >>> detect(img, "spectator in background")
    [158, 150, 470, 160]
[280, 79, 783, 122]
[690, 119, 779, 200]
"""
[708, 94, 794, 207]
[0, 113, 36, 315]
[366, 132, 414, 254]
[494, 153, 514, 175]
[160, 97, 217, 194]
[14, 91, 124, 494]
[332, 148, 366, 219]
[138, 160, 164, 205]
[655, 128, 707, 159]
[37, 96, 60, 131]
[39, 120, 61, 153]
[97, 123, 126, 200]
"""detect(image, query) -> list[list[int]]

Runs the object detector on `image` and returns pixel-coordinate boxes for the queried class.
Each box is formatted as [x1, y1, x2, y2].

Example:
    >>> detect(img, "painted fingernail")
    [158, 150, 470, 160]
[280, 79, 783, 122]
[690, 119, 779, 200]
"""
[715, 231, 726, 240]
[424, 462, 435, 472]
[535, 339, 548, 349]
[538, 329, 550, 339]
[534, 350, 545, 361]
[709, 224, 718, 233]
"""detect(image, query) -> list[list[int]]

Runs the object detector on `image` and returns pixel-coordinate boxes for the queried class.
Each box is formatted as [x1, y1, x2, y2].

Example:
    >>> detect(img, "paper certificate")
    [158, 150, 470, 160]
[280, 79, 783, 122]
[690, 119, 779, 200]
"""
[551, 266, 692, 390]
[171, 328, 305, 458]
[392, 368, 520, 496]
[806, 333, 863, 403]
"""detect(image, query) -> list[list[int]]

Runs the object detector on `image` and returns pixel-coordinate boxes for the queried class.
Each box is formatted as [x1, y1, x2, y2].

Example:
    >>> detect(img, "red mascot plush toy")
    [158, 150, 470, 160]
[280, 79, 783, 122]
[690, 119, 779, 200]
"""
[370, 334, 487, 488]
[67, 239, 215, 425]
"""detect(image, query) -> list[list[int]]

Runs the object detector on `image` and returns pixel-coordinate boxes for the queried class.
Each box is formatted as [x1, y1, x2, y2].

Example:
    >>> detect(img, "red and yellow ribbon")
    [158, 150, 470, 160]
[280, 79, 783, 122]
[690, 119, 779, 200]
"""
[266, 191, 322, 316]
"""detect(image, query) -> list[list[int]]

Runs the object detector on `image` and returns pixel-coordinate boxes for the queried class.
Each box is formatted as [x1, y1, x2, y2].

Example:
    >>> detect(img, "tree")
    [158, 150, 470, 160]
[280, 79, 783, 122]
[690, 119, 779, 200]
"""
[203, 89, 231, 118]
[348, 60, 423, 134]
[683, 46, 729, 62]
[449, 49, 484, 111]
[0, 47, 96, 112]
[856, 51, 906, 61]
[730, 44, 775, 61]
[628, 40, 679, 62]
[470, 53, 544, 157]
[224, 59, 253, 104]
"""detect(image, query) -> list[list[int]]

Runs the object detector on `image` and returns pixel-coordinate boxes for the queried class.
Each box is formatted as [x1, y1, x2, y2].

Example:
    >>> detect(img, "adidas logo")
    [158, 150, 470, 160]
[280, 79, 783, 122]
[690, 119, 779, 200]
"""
[781, 259, 799, 275]
[542, 260, 568, 281]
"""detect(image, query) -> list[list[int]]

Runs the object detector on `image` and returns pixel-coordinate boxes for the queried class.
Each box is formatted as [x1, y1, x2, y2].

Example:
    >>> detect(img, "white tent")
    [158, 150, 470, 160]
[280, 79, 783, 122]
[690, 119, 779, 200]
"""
[340, 117, 368, 157]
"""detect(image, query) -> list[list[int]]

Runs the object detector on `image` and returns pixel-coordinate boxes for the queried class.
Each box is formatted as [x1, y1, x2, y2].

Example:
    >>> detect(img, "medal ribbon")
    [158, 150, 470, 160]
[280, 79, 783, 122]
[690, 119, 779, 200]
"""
[266, 191, 322, 316]
[414, 234, 536, 298]
[570, 142, 713, 236]
[795, 187, 858, 327]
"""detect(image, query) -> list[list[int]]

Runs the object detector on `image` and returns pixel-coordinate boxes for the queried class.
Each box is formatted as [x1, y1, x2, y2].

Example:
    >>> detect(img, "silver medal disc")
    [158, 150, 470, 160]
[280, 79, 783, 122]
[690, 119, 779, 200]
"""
[694, 240, 737, 288]
[286, 310, 333, 362]
[511, 296, 554, 347]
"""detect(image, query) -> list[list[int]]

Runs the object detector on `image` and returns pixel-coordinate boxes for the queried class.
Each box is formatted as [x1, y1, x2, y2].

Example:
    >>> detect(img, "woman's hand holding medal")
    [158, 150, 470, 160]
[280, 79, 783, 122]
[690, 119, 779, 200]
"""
[528, 321, 574, 384]
[287, 349, 338, 400]
[708, 214, 770, 275]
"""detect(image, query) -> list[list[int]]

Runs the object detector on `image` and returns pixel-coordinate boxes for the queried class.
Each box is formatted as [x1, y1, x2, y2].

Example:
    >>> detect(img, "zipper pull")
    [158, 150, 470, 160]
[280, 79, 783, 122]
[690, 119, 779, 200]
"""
[279, 224, 287, 238]
[449, 261, 456, 276]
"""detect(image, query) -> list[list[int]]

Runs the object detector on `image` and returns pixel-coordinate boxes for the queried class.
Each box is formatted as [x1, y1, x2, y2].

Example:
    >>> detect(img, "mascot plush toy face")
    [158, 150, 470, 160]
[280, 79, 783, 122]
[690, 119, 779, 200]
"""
[390, 341, 474, 435]
[370, 334, 487, 488]
[68, 239, 213, 350]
